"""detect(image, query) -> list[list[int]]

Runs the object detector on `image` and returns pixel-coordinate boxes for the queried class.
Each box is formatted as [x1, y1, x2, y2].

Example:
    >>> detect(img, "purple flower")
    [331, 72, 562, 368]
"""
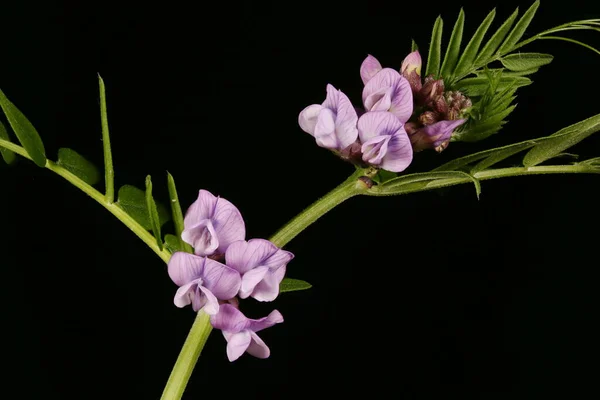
[358, 111, 413, 172]
[409, 119, 466, 152]
[168, 252, 242, 314]
[225, 239, 294, 302]
[360, 54, 383, 85]
[211, 304, 284, 361]
[362, 68, 413, 123]
[298, 84, 359, 151]
[181, 190, 245, 257]
[400, 51, 422, 94]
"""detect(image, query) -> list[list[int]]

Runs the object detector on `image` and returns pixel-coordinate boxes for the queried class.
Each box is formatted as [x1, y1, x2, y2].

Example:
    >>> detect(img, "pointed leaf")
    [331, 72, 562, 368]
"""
[0, 121, 16, 165]
[425, 16, 444, 77]
[435, 140, 539, 172]
[453, 9, 496, 78]
[57, 148, 100, 185]
[280, 278, 312, 293]
[145, 175, 163, 250]
[116, 184, 171, 230]
[0, 88, 46, 167]
[454, 76, 531, 97]
[167, 172, 193, 253]
[474, 8, 519, 65]
[523, 113, 600, 167]
[440, 8, 465, 79]
[411, 39, 419, 52]
[501, 53, 553, 71]
[497, 0, 540, 54]
[164, 234, 184, 254]
[375, 171, 480, 198]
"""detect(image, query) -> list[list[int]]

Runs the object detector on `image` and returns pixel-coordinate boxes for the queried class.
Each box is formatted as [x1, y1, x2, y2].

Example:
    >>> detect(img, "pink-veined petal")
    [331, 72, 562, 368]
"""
[183, 190, 218, 229]
[211, 304, 249, 332]
[314, 108, 338, 149]
[361, 135, 390, 166]
[250, 267, 286, 302]
[225, 239, 278, 274]
[247, 309, 284, 333]
[380, 129, 413, 172]
[197, 286, 219, 314]
[201, 258, 241, 300]
[173, 280, 200, 308]
[357, 111, 404, 142]
[181, 219, 219, 256]
[211, 197, 246, 254]
[360, 54, 383, 85]
[239, 266, 270, 299]
[246, 331, 271, 359]
[224, 331, 252, 362]
[168, 252, 206, 286]
[298, 104, 323, 135]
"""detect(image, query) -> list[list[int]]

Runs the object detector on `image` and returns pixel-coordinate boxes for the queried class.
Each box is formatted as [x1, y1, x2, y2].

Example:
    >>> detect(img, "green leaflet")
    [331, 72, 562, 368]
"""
[57, 148, 100, 185]
[523, 113, 600, 166]
[474, 7, 520, 65]
[167, 172, 193, 254]
[500, 52, 553, 71]
[425, 16, 444, 77]
[0, 121, 16, 164]
[440, 8, 465, 79]
[116, 184, 171, 231]
[497, 0, 540, 54]
[373, 171, 481, 199]
[453, 9, 496, 79]
[164, 234, 184, 254]
[145, 175, 163, 250]
[0, 88, 46, 167]
[280, 278, 312, 293]
[454, 75, 531, 97]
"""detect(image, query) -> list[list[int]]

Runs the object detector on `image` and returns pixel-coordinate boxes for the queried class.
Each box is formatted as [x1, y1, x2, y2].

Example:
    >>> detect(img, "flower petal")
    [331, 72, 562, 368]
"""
[246, 331, 270, 359]
[197, 286, 219, 314]
[314, 108, 338, 149]
[183, 190, 217, 230]
[412, 119, 466, 151]
[362, 69, 413, 123]
[361, 135, 390, 166]
[360, 54, 383, 85]
[168, 252, 206, 286]
[225, 239, 277, 274]
[251, 267, 286, 302]
[363, 86, 392, 113]
[247, 309, 284, 333]
[173, 280, 201, 308]
[201, 258, 241, 300]
[380, 130, 413, 173]
[239, 265, 270, 299]
[181, 219, 219, 256]
[211, 304, 250, 332]
[333, 90, 359, 149]
[400, 50, 422, 77]
[225, 239, 293, 273]
[322, 84, 340, 110]
[224, 331, 252, 362]
[298, 104, 323, 135]
[357, 111, 404, 142]
[211, 198, 246, 254]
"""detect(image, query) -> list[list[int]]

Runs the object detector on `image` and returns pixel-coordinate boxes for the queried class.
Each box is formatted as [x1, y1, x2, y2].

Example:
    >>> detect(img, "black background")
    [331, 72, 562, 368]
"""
[1, 0, 599, 399]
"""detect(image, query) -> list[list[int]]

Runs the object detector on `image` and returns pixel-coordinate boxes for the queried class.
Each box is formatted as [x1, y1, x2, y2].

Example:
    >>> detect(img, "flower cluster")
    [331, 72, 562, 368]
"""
[298, 51, 471, 169]
[400, 51, 471, 152]
[168, 190, 293, 361]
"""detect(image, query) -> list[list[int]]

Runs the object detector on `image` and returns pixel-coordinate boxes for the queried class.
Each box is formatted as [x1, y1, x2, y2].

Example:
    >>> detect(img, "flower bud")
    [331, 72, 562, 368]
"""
[418, 111, 440, 126]
[420, 75, 445, 107]
[408, 119, 465, 152]
[400, 51, 423, 94]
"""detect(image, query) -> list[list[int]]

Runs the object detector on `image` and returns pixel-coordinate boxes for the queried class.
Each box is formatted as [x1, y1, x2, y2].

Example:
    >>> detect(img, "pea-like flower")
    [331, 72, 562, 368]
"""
[181, 190, 245, 257]
[408, 119, 466, 152]
[168, 252, 242, 314]
[358, 111, 413, 172]
[225, 239, 294, 302]
[362, 67, 413, 123]
[211, 304, 284, 362]
[298, 84, 359, 151]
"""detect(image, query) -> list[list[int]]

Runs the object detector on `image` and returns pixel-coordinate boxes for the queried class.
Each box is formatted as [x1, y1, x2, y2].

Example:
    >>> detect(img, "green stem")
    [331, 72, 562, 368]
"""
[0, 138, 170, 263]
[270, 168, 369, 247]
[160, 311, 212, 400]
[98, 75, 115, 203]
[366, 165, 600, 196]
